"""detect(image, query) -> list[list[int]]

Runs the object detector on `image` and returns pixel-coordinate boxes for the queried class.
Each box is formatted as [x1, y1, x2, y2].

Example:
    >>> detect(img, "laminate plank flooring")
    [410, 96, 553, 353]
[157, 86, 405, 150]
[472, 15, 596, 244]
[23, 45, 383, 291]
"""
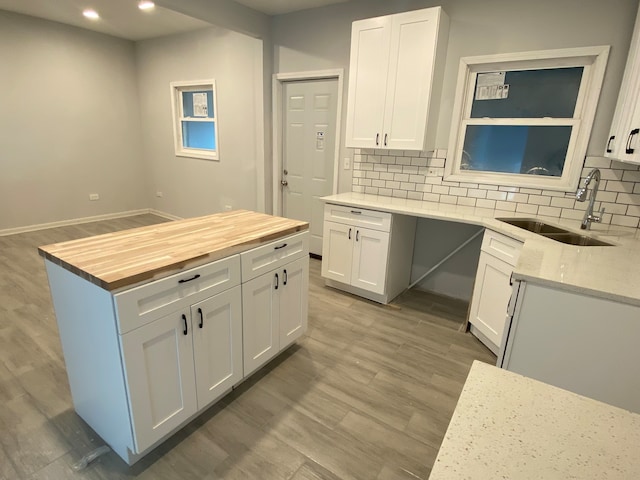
[0, 214, 496, 480]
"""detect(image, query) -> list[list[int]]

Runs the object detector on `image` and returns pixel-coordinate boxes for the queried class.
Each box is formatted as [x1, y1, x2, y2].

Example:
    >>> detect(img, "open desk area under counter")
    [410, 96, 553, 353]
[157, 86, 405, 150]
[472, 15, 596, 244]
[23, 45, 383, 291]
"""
[38, 210, 310, 465]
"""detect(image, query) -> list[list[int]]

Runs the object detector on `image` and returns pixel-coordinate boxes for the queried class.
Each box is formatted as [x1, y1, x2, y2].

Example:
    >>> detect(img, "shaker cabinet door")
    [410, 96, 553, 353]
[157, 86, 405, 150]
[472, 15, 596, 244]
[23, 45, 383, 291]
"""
[350, 227, 390, 295]
[191, 286, 243, 409]
[279, 257, 309, 350]
[120, 310, 197, 454]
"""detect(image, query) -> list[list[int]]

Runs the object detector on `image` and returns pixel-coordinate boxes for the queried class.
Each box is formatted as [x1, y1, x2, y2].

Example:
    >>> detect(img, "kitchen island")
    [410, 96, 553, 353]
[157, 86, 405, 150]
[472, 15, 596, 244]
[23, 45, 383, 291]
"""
[429, 361, 640, 479]
[39, 210, 309, 465]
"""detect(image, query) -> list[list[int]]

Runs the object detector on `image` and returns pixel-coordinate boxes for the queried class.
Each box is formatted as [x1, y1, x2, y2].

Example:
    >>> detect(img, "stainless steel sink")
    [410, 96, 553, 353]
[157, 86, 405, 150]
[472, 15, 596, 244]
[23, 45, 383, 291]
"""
[497, 218, 613, 246]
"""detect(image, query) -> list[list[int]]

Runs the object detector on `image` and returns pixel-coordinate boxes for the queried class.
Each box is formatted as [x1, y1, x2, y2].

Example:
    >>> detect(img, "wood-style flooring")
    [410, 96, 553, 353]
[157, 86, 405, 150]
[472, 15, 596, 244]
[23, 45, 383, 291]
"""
[0, 214, 496, 480]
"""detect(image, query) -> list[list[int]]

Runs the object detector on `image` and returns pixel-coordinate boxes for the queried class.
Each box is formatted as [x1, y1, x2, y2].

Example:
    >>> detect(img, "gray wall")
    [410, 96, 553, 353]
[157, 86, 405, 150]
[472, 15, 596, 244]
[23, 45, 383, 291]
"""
[136, 27, 263, 218]
[273, 0, 639, 194]
[0, 10, 148, 231]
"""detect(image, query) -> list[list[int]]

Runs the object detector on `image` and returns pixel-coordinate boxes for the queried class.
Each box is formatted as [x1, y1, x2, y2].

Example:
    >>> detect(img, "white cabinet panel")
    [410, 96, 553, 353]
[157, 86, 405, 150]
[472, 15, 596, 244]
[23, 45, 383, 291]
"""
[191, 286, 243, 409]
[279, 256, 309, 349]
[351, 228, 390, 295]
[121, 310, 197, 453]
[321, 221, 354, 284]
[345, 7, 448, 150]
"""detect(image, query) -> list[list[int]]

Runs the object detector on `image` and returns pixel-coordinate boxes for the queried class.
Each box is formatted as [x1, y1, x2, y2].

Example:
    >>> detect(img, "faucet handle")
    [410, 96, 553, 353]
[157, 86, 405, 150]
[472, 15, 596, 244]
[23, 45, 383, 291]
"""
[594, 206, 605, 223]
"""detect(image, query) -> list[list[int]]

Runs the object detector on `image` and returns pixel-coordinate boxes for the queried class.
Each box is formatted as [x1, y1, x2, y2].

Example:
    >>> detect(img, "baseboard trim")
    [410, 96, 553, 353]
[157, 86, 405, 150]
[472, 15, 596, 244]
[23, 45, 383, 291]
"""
[0, 209, 183, 237]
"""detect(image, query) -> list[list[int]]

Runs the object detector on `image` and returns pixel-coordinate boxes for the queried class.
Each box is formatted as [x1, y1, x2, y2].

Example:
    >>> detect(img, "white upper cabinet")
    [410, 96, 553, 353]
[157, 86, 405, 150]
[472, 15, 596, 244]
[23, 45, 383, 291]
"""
[345, 7, 449, 151]
[605, 5, 640, 164]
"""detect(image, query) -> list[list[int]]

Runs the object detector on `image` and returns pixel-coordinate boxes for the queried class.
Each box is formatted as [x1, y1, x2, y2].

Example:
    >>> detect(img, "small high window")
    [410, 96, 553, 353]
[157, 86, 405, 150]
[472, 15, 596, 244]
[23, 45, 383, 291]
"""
[445, 46, 609, 191]
[170, 80, 219, 160]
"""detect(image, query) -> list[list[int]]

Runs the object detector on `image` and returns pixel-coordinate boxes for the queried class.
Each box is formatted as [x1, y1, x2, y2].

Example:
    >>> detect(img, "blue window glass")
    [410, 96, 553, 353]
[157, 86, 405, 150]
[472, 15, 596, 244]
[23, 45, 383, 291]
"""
[470, 67, 583, 119]
[461, 125, 572, 176]
[182, 121, 216, 150]
[182, 90, 214, 118]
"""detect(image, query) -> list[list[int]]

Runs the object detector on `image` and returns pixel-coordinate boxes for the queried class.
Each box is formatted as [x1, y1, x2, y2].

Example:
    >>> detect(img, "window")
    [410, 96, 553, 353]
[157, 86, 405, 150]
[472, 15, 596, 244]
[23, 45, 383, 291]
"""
[445, 46, 609, 191]
[170, 80, 219, 160]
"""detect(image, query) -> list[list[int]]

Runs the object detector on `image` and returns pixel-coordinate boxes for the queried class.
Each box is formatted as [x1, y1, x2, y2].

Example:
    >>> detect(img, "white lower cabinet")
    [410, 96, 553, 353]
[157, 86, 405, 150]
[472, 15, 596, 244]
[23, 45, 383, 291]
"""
[321, 203, 415, 304]
[468, 230, 523, 354]
[242, 256, 309, 377]
[121, 286, 242, 453]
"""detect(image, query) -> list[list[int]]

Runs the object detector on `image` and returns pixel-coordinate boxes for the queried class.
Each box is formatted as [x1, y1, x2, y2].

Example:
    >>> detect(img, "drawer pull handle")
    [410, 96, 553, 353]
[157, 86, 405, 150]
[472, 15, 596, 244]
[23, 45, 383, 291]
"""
[274, 243, 288, 250]
[178, 274, 200, 284]
[283, 269, 288, 285]
[350, 210, 362, 215]
[275, 273, 279, 290]
[182, 314, 188, 335]
[198, 307, 203, 328]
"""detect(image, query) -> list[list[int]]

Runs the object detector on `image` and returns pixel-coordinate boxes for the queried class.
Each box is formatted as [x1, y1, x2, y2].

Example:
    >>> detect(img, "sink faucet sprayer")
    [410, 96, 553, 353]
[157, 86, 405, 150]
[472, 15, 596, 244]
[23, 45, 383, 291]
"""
[575, 168, 604, 230]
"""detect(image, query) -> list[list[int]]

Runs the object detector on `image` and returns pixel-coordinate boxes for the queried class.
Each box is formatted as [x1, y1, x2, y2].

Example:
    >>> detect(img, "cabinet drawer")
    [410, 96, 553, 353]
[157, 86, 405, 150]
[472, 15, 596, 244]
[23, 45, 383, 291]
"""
[481, 230, 523, 266]
[241, 231, 309, 282]
[115, 255, 241, 334]
[324, 204, 392, 232]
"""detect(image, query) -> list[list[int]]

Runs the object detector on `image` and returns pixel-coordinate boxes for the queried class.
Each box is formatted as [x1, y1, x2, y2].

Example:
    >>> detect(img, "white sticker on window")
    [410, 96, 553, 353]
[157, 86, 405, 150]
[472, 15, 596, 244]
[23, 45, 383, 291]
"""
[476, 84, 510, 101]
[477, 72, 506, 87]
[193, 93, 208, 117]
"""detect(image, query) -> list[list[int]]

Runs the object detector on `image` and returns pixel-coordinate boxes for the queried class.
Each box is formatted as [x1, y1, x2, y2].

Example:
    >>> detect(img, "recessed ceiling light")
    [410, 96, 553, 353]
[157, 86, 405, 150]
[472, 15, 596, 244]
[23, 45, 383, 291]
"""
[138, 1, 155, 10]
[82, 8, 100, 20]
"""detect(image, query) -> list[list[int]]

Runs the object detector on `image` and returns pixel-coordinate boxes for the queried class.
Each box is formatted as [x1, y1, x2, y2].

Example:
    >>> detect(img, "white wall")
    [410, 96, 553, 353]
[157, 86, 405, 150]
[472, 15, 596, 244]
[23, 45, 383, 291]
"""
[136, 27, 264, 218]
[0, 10, 148, 231]
[273, 0, 639, 194]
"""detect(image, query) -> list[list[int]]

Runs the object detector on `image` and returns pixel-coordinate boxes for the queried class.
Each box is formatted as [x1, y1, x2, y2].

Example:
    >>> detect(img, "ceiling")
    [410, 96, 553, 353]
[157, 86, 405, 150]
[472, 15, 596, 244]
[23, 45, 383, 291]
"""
[0, 0, 353, 41]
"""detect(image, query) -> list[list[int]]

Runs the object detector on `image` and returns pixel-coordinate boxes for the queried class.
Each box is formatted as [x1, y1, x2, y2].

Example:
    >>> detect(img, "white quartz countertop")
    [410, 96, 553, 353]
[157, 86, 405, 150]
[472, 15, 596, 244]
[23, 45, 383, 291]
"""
[429, 361, 640, 479]
[321, 192, 640, 306]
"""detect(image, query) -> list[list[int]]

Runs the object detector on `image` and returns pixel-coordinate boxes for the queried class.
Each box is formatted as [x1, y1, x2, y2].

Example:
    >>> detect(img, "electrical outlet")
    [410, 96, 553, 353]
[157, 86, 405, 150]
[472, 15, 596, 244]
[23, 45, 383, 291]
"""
[224, 205, 232, 211]
[344, 157, 351, 170]
[89, 194, 99, 201]
[156, 191, 163, 198]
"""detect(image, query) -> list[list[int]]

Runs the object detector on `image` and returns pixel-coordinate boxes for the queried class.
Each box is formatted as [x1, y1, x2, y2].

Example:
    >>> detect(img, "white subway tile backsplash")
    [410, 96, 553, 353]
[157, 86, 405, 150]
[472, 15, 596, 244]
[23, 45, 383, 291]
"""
[537, 206, 562, 217]
[352, 152, 640, 228]
[516, 203, 539, 215]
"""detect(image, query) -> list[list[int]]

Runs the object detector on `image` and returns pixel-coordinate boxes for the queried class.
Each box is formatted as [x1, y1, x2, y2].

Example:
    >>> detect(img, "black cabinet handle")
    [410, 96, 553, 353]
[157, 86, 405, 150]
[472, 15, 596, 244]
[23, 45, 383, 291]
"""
[182, 314, 188, 335]
[275, 273, 279, 290]
[350, 210, 362, 215]
[356, 230, 360, 242]
[178, 274, 200, 284]
[384, 133, 388, 146]
[283, 269, 288, 286]
[625, 128, 639, 154]
[606, 135, 615, 153]
[274, 243, 288, 250]
[198, 308, 203, 328]
[376, 133, 379, 146]
[348, 227, 352, 240]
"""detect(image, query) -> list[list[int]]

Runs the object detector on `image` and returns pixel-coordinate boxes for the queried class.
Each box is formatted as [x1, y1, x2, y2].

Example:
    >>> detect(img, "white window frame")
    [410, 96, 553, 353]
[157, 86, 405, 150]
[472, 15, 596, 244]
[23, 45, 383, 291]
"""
[170, 79, 220, 161]
[444, 46, 609, 191]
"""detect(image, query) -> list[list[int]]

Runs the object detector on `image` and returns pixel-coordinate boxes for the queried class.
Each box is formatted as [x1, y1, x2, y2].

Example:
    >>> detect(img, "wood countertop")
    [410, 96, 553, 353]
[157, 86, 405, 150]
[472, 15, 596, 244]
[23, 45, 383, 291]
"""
[38, 210, 309, 291]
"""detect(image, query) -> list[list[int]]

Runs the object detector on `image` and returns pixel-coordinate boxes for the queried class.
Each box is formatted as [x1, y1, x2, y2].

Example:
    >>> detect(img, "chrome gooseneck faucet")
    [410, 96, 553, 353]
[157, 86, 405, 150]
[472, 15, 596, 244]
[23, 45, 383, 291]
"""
[576, 168, 604, 230]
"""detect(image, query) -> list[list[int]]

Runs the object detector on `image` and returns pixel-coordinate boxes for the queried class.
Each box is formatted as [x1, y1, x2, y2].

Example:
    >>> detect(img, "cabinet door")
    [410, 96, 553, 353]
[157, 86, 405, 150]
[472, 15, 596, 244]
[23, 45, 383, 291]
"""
[242, 270, 280, 377]
[383, 9, 438, 150]
[321, 221, 354, 284]
[120, 310, 197, 453]
[468, 252, 514, 350]
[351, 227, 390, 295]
[345, 16, 391, 148]
[191, 286, 242, 409]
[279, 257, 309, 350]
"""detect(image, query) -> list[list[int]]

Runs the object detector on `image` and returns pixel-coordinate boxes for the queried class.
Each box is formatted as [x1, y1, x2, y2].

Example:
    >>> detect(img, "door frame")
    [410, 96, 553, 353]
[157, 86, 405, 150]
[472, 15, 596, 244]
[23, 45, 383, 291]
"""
[272, 69, 344, 216]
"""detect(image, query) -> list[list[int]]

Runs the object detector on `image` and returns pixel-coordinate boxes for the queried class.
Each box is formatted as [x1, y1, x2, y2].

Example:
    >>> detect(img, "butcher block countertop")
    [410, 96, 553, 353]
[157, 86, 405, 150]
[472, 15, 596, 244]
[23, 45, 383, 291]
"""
[38, 210, 308, 291]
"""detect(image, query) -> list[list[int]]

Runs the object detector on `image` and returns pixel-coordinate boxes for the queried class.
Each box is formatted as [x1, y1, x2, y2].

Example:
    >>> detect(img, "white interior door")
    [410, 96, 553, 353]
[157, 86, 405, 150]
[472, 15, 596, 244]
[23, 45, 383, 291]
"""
[282, 78, 338, 256]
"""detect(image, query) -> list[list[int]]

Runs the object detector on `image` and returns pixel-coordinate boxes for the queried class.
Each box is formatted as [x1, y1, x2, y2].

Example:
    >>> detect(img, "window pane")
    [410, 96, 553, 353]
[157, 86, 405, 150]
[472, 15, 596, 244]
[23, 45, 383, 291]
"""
[461, 125, 572, 176]
[182, 121, 216, 150]
[182, 90, 214, 118]
[470, 67, 583, 119]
